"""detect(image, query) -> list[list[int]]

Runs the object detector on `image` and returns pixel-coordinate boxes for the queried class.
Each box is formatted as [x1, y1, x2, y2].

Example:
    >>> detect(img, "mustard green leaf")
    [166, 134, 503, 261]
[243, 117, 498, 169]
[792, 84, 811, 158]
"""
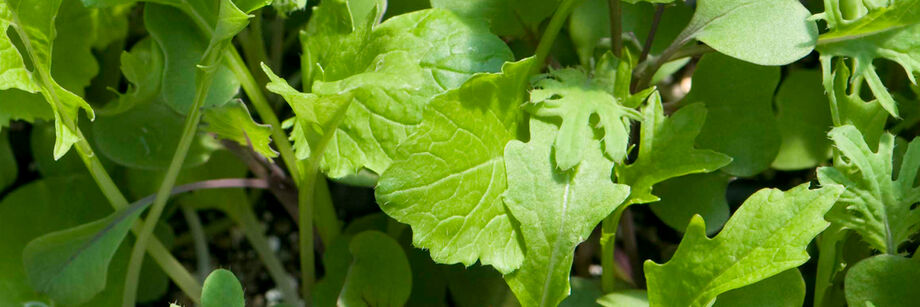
[615, 92, 731, 205]
[649, 172, 731, 235]
[683, 53, 781, 177]
[644, 183, 844, 307]
[375, 58, 534, 274]
[337, 231, 412, 307]
[817, 125, 920, 254]
[301, 0, 513, 178]
[844, 254, 920, 307]
[597, 290, 649, 307]
[502, 119, 630, 307]
[0, 131, 14, 191]
[821, 57, 889, 146]
[430, 0, 559, 37]
[528, 68, 640, 169]
[816, 0, 920, 117]
[201, 269, 245, 307]
[772, 69, 834, 171]
[674, 0, 817, 65]
[202, 99, 277, 159]
[712, 269, 805, 307]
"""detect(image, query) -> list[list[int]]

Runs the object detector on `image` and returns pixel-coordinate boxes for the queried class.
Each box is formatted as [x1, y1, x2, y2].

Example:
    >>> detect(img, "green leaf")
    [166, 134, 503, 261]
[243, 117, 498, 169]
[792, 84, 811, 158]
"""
[712, 269, 805, 307]
[817, 125, 920, 254]
[821, 57, 889, 147]
[202, 99, 277, 158]
[338, 231, 413, 307]
[771, 69, 833, 171]
[0, 131, 15, 191]
[649, 173, 731, 235]
[301, 0, 514, 178]
[597, 290, 649, 307]
[816, 0, 920, 117]
[615, 92, 731, 205]
[375, 58, 534, 274]
[31, 121, 86, 176]
[844, 254, 920, 307]
[446, 264, 515, 307]
[559, 277, 603, 307]
[430, 0, 559, 37]
[528, 68, 640, 169]
[683, 53, 781, 177]
[271, 0, 306, 17]
[502, 119, 630, 307]
[673, 0, 817, 65]
[201, 269, 245, 307]
[1, 0, 95, 159]
[99, 38, 164, 115]
[0, 90, 52, 129]
[644, 183, 844, 307]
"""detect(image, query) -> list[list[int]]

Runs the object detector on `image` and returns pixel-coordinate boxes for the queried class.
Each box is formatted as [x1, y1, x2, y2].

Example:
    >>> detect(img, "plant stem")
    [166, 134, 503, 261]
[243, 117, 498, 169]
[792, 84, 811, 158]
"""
[314, 177, 341, 244]
[608, 0, 622, 58]
[231, 199, 302, 306]
[638, 5, 665, 64]
[298, 163, 318, 302]
[813, 224, 846, 307]
[533, 0, 579, 74]
[180, 205, 211, 282]
[601, 205, 629, 292]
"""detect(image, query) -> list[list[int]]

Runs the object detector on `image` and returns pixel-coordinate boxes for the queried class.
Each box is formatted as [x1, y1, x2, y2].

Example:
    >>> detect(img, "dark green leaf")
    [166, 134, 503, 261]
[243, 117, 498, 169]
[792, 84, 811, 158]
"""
[202, 269, 245, 307]
[712, 269, 805, 307]
[650, 172, 730, 235]
[338, 231, 413, 307]
[772, 69, 833, 171]
[844, 254, 920, 307]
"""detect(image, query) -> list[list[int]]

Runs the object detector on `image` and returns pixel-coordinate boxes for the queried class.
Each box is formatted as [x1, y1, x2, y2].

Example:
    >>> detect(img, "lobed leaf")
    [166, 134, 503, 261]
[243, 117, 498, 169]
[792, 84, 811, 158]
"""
[644, 183, 844, 307]
[502, 119, 630, 307]
[817, 125, 920, 254]
[202, 100, 277, 159]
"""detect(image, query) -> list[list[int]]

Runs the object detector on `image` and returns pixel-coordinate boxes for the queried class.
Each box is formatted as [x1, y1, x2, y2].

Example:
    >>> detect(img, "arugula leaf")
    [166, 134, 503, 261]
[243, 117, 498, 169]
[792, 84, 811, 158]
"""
[338, 231, 413, 307]
[644, 183, 844, 307]
[0, 131, 15, 192]
[201, 269, 245, 307]
[375, 58, 534, 274]
[502, 119, 630, 307]
[615, 92, 731, 205]
[650, 173, 731, 235]
[0, 0, 95, 159]
[430, 0, 559, 37]
[772, 69, 833, 171]
[844, 255, 920, 307]
[817, 125, 920, 254]
[712, 269, 805, 307]
[528, 68, 640, 169]
[816, 0, 920, 117]
[683, 53, 780, 177]
[670, 0, 817, 65]
[822, 57, 889, 146]
[301, 0, 514, 178]
[202, 99, 277, 158]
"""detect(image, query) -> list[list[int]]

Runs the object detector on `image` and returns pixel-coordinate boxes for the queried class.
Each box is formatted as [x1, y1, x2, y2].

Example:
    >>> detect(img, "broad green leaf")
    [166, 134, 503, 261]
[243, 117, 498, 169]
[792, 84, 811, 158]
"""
[338, 231, 412, 307]
[144, 3, 240, 114]
[375, 58, 534, 274]
[447, 264, 515, 307]
[314, 214, 389, 307]
[673, 0, 817, 65]
[430, 0, 559, 37]
[201, 269, 245, 307]
[202, 100, 277, 158]
[0, 90, 52, 128]
[502, 119, 630, 307]
[0, 131, 15, 191]
[0, 0, 95, 159]
[817, 125, 920, 254]
[821, 57, 888, 147]
[528, 68, 639, 169]
[615, 92, 731, 205]
[559, 277, 603, 307]
[844, 254, 920, 307]
[816, 0, 920, 117]
[712, 269, 805, 307]
[644, 183, 844, 307]
[650, 172, 730, 235]
[771, 69, 833, 171]
[683, 53, 780, 177]
[301, 0, 513, 178]
[597, 290, 649, 307]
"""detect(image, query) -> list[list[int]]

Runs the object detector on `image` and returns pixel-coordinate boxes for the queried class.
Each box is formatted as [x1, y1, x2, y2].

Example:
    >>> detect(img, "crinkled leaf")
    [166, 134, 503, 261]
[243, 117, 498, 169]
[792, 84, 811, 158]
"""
[301, 0, 513, 178]
[772, 69, 833, 171]
[502, 119, 630, 307]
[683, 53, 780, 177]
[816, 0, 920, 117]
[375, 58, 534, 274]
[844, 254, 920, 307]
[201, 269, 245, 307]
[430, 0, 559, 37]
[615, 92, 731, 205]
[0, 131, 15, 191]
[644, 183, 844, 307]
[202, 99, 277, 158]
[817, 125, 920, 254]
[597, 290, 649, 307]
[338, 231, 412, 307]
[650, 172, 730, 235]
[528, 68, 640, 169]
[673, 0, 817, 65]
[712, 269, 805, 307]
